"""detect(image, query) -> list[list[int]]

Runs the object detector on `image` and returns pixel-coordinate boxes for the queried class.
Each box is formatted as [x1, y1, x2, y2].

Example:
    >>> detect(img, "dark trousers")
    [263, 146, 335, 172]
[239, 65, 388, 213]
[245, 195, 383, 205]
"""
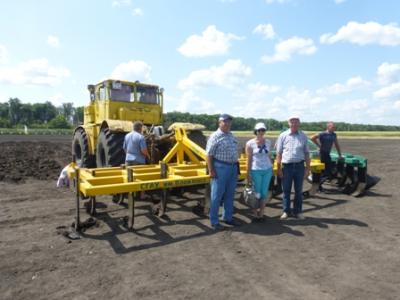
[282, 162, 305, 215]
[320, 151, 332, 183]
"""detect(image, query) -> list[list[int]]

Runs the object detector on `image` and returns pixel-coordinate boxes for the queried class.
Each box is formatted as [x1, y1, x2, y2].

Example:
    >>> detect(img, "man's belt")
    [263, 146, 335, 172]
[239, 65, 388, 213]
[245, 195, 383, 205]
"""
[282, 160, 305, 166]
[214, 158, 237, 165]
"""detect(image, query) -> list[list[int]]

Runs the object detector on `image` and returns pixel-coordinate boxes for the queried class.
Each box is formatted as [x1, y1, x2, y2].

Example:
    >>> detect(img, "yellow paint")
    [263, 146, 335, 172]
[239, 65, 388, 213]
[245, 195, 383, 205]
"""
[68, 125, 325, 197]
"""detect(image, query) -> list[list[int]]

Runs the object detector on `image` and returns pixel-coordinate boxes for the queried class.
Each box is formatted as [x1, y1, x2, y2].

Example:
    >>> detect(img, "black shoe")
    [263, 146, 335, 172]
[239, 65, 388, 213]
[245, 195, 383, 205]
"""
[222, 219, 241, 226]
[211, 223, 225, 231]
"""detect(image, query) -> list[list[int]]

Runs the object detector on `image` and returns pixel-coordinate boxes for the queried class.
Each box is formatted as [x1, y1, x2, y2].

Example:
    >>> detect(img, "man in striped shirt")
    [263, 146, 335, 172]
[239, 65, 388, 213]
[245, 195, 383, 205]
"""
[276, 115, 310, 220]
[206, 113, 240, 230]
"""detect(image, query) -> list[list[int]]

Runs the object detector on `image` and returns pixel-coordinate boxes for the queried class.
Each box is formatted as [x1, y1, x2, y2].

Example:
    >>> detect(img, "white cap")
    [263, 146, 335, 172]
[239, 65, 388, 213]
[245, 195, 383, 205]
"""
[288, 115, 300, 121]
[254, 122, 267, 130]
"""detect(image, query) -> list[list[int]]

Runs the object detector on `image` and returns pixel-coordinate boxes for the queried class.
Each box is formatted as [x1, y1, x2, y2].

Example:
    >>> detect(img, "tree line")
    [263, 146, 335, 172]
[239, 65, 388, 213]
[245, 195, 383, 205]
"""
[164, 111, 400, 132]
[1, 98, 399, 131]
[0, 98, 83, 129]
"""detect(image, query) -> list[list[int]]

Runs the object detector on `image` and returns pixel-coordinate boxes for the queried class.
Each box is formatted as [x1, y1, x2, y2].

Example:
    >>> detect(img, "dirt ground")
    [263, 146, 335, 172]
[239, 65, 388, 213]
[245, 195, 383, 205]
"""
[1, 135, 399, 300]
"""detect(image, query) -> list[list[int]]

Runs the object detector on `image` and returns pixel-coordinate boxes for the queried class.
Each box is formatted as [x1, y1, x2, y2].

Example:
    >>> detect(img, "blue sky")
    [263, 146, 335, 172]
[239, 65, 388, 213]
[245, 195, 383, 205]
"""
[1, 0, 400, 125]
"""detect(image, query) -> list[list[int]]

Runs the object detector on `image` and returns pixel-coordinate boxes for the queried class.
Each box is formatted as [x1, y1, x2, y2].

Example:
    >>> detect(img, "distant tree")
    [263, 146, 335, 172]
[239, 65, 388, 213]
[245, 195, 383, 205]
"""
[8, 98, 22, 126]
[48, 114, 70, 129]
[19, 103, 33, 125]
[61, 102, 74, 123]
[0, 102, 9, 119]
[73, 106, 84, 125]
[32, 101, 57, 124]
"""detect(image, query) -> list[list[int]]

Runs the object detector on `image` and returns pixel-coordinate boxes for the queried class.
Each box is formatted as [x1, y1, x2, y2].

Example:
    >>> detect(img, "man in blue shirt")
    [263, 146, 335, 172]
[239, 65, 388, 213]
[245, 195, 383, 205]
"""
[311, 122, 342, 190]
[276, 115, 310, 220]
[123, 121, 150, 200]
[123, 121, 150, 165]
[206, 113, 240, 230]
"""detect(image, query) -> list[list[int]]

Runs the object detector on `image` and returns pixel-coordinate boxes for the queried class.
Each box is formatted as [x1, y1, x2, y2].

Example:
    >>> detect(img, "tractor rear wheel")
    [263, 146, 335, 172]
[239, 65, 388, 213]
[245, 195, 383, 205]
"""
[96, 128, 126, 167]
[72, 128, 95, 167]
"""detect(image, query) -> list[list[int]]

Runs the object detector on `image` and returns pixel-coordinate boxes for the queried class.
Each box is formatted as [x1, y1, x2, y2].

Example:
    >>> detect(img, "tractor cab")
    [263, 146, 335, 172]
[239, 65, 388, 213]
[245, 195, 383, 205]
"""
[88, 80, 162, 105]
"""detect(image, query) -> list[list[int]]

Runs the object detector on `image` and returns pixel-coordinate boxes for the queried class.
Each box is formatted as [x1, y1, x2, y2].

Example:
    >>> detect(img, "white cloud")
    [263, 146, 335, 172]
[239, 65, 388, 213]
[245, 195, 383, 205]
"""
[262, 37, 317, 64]
[265, 0, 290, 4]
[132, 8, 143, 16]
[47, 35, 60, 48]
[253, 24, 276, 40]
[394, 100, 400, 110]
[247, 82, 281, 95]
[49, 93, 66, 106]
[0, 45, 7, 64]
[178, 59, 251, 90]
[320, 21, 400, 46]
[0, 58, 70, 86]
[374, 82, 400, 99]
[112, 0, 131, 7]
[166, 90, 216, 113]
[111, 60, 151, 82]
[177, 25, 244, 57]
[317, 76, 370, 95]
[377, 62, 400, 85]
[233, 87, 326, 120]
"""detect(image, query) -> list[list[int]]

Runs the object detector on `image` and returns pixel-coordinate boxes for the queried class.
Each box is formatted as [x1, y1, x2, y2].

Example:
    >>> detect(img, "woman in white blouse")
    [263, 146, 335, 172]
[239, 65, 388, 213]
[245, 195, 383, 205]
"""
[245, 122, 273, 220]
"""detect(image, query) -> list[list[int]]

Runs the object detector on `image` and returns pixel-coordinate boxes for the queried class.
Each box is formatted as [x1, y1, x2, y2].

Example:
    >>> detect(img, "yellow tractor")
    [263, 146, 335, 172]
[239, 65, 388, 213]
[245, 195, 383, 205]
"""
[72, 79, 205, 168]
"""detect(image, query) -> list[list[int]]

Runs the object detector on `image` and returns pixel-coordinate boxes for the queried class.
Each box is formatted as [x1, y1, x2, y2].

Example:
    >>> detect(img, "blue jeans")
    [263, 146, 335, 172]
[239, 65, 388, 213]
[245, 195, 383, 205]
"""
[282, 162, 305, 215]
[209, 160, 238, 225]
[250, 168, 273, 201]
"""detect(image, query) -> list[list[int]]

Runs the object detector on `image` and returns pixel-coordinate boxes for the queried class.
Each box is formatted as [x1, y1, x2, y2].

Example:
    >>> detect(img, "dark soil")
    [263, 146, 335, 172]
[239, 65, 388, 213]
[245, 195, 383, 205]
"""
[0, 135, 399, 300]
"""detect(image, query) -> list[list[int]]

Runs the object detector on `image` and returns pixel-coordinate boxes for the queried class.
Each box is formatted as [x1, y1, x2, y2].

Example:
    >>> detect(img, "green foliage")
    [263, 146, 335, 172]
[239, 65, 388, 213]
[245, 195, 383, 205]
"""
[48, 114, 71, 129]
[163, 112, 400, 132]
[0, 97, 399, 131]
[32, 101, 58, 124]
[73, 106, 84, 124]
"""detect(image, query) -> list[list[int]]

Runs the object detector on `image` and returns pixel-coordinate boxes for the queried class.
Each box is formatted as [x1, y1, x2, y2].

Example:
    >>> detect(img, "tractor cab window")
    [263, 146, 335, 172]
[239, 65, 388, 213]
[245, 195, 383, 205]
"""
[110, 83, 132, 102]
[137, 86, 158, 104]
[99, 86, 106, 101]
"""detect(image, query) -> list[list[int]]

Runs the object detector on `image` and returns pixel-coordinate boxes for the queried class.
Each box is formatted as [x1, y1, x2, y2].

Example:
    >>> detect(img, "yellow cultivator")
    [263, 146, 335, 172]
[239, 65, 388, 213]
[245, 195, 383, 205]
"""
[67, 126, 325, 230]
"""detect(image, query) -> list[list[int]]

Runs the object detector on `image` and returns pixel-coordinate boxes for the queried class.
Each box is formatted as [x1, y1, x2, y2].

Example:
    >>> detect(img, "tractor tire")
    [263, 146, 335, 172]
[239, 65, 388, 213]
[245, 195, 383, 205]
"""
[96, 128, 126, 167]
[72, 128, 95, 167]
[187, 130, 207, 149]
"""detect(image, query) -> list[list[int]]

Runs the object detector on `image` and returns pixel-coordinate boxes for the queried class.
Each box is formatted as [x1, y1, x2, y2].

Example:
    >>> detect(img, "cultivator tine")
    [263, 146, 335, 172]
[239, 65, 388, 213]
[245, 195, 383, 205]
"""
[272, 175, 283, 197]
[336, 159, 346, 187]
[365, 174, 381, 190]
[302, 172, 320, 199]
[86, 197, 97, 215]
[127, 168, 135, 230]
[352, 165, 367, 197]
[342, 165, 358, 194]
[74, 167, 81, 231]
[159, 162, 168, 216]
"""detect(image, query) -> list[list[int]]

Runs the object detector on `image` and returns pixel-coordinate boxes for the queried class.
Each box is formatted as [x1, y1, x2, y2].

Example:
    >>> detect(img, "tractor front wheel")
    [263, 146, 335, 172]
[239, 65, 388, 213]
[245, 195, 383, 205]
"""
[72, 128, 95, 167]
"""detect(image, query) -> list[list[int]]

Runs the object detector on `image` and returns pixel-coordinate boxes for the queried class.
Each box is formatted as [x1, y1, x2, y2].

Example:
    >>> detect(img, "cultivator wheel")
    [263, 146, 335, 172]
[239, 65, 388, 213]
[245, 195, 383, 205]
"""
[96, 128, 126, 167]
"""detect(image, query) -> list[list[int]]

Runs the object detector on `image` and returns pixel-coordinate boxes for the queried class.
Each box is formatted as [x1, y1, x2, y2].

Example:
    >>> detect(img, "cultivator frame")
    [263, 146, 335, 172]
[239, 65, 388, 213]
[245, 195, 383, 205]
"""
[306, 141, 380, 197]
[67, 126, 326, 230]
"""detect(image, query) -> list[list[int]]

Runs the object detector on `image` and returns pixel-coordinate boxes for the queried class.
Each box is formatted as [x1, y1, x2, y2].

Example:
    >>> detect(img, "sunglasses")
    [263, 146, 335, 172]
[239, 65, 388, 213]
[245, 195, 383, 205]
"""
[256, 129, 266, 132]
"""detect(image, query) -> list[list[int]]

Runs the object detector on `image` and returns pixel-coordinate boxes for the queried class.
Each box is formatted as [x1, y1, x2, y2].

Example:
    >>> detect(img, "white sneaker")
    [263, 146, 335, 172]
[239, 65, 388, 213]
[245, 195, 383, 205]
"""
[280, 212, 288, 220]
[296, 213, 305, 220]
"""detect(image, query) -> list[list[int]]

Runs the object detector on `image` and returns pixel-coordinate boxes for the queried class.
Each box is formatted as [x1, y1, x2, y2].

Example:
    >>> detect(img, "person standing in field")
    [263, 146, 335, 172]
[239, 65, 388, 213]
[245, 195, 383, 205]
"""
[123, 121, 150, 166]
[275, 115, 310, 220]
[206, 113, 241, 230]
[311, 122, 342, 191]
[123, 121, 150, 200]
[246, 122, 273, 221]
